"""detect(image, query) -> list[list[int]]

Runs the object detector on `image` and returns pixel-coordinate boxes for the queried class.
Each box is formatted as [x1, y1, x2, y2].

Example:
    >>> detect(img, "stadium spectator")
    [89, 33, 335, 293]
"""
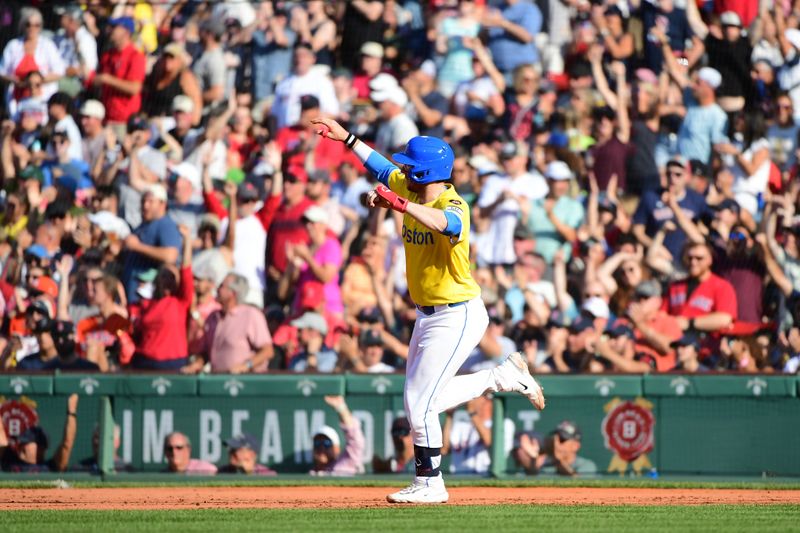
[95, 17, 145, 137]
[441, 396, 514, 474]
[484, 0, 542, 76]
[218, 433, 276, 475]
[514, 421, 597, 476]
[75, 423, 132, 474]
[372, 417, 414, 474]
[163, 432, 217, 475]
[310, 395, 365, 476]
[624, 280, 682, 372]
[272, 43, 339, 130]
[672, 333, 712, 373]
[194, 19, 228, 112]
[54, 5, 98, 92]
[192, 273, 273, 374]
[142, 43, 202, 126]
[0, 394, 78, 473]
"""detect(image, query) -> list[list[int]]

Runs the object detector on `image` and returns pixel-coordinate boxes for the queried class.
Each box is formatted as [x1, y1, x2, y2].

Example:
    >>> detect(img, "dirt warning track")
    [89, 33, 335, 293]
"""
[2, 486, 800, 510]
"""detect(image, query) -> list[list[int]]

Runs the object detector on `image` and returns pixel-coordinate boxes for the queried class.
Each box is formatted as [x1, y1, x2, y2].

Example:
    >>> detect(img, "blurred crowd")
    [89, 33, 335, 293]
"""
[0, 0, 798, 376]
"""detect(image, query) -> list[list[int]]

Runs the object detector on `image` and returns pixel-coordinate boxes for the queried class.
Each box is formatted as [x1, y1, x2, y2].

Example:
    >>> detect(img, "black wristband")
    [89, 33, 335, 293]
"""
[345, 133, 357, 148]
[67, 412, 77, 418]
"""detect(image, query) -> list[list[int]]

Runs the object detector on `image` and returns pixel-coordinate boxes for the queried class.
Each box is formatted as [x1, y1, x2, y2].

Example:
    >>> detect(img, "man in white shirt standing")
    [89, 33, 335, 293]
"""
[272, 43, 339, 129]
[55, 6, 98, 85]
[475, 140, 547, 266]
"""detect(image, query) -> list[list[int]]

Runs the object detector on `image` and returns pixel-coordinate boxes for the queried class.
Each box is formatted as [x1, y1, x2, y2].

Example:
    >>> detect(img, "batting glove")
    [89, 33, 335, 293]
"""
[375, 184, 409, 213]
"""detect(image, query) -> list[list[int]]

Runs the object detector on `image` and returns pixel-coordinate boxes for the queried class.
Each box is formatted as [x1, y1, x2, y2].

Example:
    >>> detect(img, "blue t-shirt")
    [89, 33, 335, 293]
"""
[488, 1, 542, 72]
[632, 188, 707, 261]
[677, 97, 729, 165]
[122, 215, 182, 302]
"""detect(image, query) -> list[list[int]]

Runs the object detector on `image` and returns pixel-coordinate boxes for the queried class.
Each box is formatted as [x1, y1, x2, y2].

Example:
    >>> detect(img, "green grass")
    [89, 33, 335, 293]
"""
[2, 506, 799, 533]
[1, 473, 800, 490]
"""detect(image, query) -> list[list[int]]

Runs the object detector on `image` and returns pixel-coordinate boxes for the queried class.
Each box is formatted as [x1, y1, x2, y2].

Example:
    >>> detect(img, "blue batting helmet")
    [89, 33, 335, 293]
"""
[392, 136, 454, 184]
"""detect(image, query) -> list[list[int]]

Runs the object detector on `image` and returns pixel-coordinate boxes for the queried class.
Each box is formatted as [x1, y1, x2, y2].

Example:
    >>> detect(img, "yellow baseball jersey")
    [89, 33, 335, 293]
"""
[388, 170, 481, 306]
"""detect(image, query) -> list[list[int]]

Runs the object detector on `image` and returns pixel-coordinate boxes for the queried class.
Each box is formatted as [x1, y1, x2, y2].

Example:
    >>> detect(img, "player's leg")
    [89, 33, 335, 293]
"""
[387, 300, 486, 503]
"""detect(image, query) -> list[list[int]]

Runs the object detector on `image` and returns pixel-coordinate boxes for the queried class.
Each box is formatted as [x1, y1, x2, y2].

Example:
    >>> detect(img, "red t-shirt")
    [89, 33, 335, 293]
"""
[99, 43, 146, 123]
[266, 197, 314, 274]
[134, 266, 193, 361]
[275, 126, 347, 181]
[664, 273, 738, 320]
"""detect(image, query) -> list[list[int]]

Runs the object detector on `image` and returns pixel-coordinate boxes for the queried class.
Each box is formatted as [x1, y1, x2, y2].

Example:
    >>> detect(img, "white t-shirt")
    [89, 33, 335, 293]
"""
[273, 70, 340, 129]
[229, 214, 267, 307]
[728, 137, 770, 216]
[49, 115, 84, 162]
[367, 362, 396, 373]
[452, 76, 499, 117]
[0, 37, 66, 106]
[477, 172, 547, 265]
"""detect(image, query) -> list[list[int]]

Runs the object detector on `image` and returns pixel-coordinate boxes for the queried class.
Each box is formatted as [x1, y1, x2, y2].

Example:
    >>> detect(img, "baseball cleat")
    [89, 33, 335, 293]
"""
[497, 352, 546, 410]
[386, 475, 449, 504]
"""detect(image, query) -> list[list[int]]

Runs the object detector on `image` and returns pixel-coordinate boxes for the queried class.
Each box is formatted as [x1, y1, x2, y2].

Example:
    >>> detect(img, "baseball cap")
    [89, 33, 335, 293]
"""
[313, 425, 341, 448]
[553, 420, 582, 442]
[80, 99, 105, 120]
[608, 324, 636, 340]
[136, 269, 158, 283]
[359, 329, 384, 347]
[500, 140, 527, 160]
[198, 214, 221, 233]
[144, 183, 168, 202]
[369, 73, 399, 93]
[713, 198, 741, 215]
[697, 67, 722, 90]
[109, 16, 135, 34]
[299, 280, 324, 310]
[172, 162, 201, 191]
[302, 205, 329, 225]
[291, 311, 328, 335]
[162, 42, 186, 58]
[172, 95, 194, 114]
[25, 244, 51, 261]
[569, 317, 595, 334]
[371, 86, 408, 107]
[127, 114, 149, 133]
[300, 94, 320, 111]
[633, 279, 662, 299]
[544, 160, 573, 181]
[308, 170, 330, 184]
[468, 154, 500, 176]
[671, 331, 699, 348]
[237, 182, 260, 202]
[360, 41, 384, 58]
[605, 5, 624, 18]
[87, 211, 131, 239]
[635, 68, 658, 85]
[419, 59, 437, 78]
[720, 11, 741, 27]
[224, 433, 259, 451]
[50, 320, 75, 348]
[690, 159, 710, 179]
[27, 298, 54, 318]
[55, 5, 84, 20]
[581, 297, 610, 320]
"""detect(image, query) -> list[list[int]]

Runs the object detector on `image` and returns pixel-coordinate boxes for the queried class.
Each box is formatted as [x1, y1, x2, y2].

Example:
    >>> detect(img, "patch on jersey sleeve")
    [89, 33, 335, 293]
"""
[445, 205, 464, 217]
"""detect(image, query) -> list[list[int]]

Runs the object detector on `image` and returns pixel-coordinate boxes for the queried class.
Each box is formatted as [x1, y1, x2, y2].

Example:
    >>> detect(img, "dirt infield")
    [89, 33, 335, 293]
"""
[2, 487, 800, 510]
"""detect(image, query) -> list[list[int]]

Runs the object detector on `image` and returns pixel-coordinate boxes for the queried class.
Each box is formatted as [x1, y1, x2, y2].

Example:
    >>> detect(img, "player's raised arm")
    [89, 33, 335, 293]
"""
[310, 117, 397, 185]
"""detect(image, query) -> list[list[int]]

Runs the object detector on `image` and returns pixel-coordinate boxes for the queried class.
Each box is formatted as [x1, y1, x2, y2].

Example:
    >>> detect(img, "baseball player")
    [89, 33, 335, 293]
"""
[311, 117, 545, 504]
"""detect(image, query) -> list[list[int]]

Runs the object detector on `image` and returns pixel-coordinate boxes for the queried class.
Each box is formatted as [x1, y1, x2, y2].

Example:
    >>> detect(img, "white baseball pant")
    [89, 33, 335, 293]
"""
[404, 296, 501, 448]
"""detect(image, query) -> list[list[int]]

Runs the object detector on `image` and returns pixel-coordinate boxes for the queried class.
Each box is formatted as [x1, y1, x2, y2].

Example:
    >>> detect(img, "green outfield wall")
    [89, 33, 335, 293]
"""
[0, 373, 798, 476]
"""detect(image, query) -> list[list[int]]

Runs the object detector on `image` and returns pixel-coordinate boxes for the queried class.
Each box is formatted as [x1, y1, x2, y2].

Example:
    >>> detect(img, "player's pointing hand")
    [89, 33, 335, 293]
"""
[310, 117, 348, 142]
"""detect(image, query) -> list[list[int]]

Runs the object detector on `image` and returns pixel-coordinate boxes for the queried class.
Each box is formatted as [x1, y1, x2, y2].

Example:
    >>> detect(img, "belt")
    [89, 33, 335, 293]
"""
[416, 301, 467, 316]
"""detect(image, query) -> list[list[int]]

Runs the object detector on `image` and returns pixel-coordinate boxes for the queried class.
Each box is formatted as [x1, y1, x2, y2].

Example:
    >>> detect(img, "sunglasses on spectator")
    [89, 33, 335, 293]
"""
[729, 231, 747, 242]
[165, 444, 187, 452]
[584, 292, 604, 298]
[667, 170, 684, 177]
[285, 176, 301, 184]
[26, 21, 42, 28]
[687, 255, 707, 262]
[86, 276, 103, 284]
[313, 438, 334, 449]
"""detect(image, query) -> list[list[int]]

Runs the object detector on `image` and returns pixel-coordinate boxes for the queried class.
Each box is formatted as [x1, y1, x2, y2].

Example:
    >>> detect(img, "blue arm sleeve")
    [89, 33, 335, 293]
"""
[442, 210, 463, 237]
[365, 151, 399, 187]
